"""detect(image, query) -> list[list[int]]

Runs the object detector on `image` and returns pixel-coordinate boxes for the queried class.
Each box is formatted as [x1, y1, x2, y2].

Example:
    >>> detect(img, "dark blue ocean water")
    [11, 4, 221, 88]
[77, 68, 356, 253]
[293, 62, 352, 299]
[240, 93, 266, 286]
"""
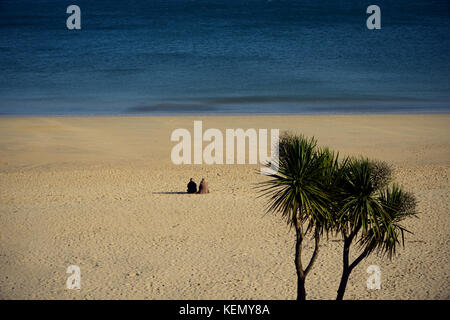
[0, 0, 449, 115]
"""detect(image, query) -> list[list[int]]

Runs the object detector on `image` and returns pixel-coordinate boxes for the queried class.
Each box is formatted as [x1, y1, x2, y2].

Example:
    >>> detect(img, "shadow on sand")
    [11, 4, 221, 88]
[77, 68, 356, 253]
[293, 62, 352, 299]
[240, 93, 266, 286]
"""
[152, 192, 187, 195]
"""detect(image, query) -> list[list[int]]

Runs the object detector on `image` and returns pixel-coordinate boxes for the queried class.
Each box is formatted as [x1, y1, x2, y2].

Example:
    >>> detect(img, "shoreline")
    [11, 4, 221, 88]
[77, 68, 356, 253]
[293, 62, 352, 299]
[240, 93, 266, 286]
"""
[1, 111, 450, 119]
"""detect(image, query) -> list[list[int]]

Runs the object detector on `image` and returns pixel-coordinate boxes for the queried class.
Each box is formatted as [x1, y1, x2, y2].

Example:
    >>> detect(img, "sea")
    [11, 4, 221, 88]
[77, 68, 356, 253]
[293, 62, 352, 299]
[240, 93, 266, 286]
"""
[0, 0, 449, 115]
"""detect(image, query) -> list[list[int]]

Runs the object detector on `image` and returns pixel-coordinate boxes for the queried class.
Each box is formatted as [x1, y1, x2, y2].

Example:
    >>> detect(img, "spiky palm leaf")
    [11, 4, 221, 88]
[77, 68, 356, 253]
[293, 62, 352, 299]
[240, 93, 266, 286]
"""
[359, 184, 418, 258]
[258, 135, 335, 234]
[337, 158, 391, 239]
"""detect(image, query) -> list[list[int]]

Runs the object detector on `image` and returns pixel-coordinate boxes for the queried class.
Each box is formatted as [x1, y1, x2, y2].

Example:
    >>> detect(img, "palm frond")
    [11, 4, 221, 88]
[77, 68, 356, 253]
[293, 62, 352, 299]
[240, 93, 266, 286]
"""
[257, 134, 335, 233]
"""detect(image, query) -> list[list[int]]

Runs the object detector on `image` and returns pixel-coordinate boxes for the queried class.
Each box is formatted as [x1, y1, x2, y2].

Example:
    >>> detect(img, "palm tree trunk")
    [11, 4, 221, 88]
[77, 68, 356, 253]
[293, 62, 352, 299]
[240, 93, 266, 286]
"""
[294, 223, 306, 300]
[297, 275, 306, 300]
[336, 236, 351, 300]
[336, 268, 351, 300]
[336, 234, 370, 300]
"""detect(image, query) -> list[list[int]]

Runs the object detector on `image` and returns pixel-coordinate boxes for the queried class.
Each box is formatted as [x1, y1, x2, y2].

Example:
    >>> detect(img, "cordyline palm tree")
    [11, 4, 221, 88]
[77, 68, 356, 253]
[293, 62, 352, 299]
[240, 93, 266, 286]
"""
[258, 133, 340, 300]
[335, 158, 418, 300]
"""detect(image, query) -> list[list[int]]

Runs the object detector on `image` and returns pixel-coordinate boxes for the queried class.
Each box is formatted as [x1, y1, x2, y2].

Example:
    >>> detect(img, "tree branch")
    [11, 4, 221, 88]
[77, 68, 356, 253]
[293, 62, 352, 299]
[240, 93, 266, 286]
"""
[349, 247, 370, 271]
[304, 229, 320, 276]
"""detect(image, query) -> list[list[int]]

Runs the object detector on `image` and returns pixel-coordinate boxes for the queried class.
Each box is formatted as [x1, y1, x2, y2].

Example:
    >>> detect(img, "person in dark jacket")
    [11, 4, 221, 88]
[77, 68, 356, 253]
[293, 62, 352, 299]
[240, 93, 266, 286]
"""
[197, 178, 210, 194]
[187, 178, 197, 194]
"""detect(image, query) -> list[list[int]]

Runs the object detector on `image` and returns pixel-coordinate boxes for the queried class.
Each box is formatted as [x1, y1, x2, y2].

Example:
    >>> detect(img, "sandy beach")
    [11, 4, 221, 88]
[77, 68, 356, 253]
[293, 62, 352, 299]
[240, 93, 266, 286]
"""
[0, 114, 449, 299]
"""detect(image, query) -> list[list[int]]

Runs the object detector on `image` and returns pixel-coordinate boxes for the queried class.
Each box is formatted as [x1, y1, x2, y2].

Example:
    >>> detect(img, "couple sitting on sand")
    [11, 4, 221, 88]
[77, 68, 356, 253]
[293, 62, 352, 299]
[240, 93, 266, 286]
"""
[187, 178, 209, 194]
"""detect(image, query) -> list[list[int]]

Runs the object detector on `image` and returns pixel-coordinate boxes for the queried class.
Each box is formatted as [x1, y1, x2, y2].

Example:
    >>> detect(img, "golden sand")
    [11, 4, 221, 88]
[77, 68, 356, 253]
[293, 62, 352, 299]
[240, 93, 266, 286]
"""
[0, 115, 449, 299]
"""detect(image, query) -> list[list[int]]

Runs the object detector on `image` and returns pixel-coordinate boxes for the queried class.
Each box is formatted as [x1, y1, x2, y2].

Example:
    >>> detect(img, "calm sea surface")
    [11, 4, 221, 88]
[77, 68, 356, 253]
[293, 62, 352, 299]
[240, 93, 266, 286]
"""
[0, 0, 449, 115]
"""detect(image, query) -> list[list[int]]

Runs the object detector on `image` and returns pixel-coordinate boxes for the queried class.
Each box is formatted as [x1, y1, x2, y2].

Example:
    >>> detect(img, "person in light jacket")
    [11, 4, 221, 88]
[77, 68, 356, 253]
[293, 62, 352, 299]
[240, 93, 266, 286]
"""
[197, 178, 209, 194]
